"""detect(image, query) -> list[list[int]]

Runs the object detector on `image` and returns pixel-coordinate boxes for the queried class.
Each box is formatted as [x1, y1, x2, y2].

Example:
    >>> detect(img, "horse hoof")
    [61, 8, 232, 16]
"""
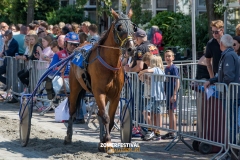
[106, 148, 115, 154]
[98, 143, 105, 152]
[64, 136, 72, 145]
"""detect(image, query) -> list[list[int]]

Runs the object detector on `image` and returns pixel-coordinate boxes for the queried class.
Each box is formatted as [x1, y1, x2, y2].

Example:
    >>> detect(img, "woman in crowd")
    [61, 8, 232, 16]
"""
[233, 36, 240, 57]
[148, 25, 164, 52]
[17, 34, 40, 93]
[78, 32, 89, 47]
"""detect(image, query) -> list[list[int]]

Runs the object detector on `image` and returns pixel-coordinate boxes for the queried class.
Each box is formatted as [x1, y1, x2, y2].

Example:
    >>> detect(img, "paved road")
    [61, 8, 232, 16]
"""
[0, 100, 217, 160]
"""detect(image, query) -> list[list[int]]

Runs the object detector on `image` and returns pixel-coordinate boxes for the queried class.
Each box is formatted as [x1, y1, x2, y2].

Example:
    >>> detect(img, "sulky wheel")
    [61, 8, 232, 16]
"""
[199, 142, 213, 154]
[192, 140, 200, 151]
[19, 98, 33, 147]
[120, 104, 132, 143]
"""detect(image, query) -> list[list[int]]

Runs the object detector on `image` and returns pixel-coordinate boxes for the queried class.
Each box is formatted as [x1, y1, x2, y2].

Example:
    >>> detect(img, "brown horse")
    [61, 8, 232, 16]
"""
[64, 9, 136, 151]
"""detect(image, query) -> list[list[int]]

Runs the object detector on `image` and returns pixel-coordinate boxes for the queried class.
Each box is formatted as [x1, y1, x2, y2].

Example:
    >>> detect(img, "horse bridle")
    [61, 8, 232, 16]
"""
[113, 15, 137, 49]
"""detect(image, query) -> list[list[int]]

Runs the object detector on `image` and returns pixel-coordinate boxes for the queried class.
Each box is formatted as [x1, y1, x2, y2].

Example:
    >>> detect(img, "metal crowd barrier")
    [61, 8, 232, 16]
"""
[3, 57, 50, 104]
[124, 71, 230, 159]
[6, 57, 26, 97]
[228, 83, 240, 159]
[137, 73, 181, 150]
[121, 72, 139, 127]
[180, 78, 228, 159]
[29, 60, 49, 93]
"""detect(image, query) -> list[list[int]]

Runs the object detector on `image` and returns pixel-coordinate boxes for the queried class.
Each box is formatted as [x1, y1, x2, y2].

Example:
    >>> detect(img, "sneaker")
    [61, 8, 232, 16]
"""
[161, 133, 175, 140]
[132, 127, 142, 137]
[155, 131, 161, 137]
[154, 137, 161, 141]
[143, 131, 155, 141]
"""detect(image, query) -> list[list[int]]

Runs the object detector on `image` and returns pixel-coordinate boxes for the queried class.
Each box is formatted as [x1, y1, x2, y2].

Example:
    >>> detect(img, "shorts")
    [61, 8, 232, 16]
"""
[145, 99, 163, 114]
[166, 94, 177, 111]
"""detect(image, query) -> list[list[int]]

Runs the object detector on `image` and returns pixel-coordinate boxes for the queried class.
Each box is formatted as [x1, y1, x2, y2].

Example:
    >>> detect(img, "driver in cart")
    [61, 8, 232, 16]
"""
[45, 32, 87, 124]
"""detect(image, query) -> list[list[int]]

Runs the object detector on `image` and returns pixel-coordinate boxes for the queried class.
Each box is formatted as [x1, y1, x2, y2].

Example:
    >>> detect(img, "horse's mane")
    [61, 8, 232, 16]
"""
[98, 25, 112, 45]
[92, 13, 128, 51]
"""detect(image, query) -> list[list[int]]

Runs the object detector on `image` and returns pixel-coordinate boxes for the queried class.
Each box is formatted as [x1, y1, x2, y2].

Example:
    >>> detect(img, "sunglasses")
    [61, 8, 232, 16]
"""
[212, 30, 221, 34]
[68, 42, 79, 47]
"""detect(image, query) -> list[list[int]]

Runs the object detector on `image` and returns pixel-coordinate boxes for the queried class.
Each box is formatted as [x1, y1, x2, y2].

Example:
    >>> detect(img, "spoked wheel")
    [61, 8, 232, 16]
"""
[120, 104, 132, 143]
[199, 142, 213, 154]
[19, 98, 32, 147]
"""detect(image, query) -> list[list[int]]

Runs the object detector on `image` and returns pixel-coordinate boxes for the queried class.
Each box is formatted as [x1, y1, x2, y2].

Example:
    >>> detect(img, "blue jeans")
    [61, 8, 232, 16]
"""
[76, 98, 87, 119]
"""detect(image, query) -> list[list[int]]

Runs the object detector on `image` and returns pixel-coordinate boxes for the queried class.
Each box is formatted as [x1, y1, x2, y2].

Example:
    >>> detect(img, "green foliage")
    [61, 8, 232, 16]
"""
[76, 0, 88, 8]
[6, 0, 59, 24]
[131, 0, 152, 25]
[196, 13, 209, 51]
[10, 0, 28, 24]
[150, 11, 208, 51]
[214, 0, 229, 16]
[34, 0, 59, 21]
[0, 0, 12, 23]
[46, 6, 85, 25]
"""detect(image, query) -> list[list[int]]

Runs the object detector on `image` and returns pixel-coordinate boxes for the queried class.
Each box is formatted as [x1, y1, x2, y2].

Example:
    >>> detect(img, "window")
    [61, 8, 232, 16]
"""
[156, 0, 174, 8]
[142, 0, 151, 9]
[89, 0, 96, 5]
[199, 0, 205, 6]
[88, 11, 96, 22]
[61, 0, 69, 7]
[111, 0, 119, 10]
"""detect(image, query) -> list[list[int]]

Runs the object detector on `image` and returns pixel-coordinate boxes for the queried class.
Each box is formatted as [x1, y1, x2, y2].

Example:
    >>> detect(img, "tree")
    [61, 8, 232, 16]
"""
[205, 0, 226, 38]
[46, 6, 85, 25]
[34, 0, 59, 21]
[27, 0, 34, 24]
[0, 0, 12, 23]
[131, 0, 152, 25]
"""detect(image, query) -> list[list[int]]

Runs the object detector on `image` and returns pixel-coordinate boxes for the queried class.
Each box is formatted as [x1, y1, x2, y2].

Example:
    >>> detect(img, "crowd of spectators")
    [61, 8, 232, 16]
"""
[0, 20, 100, 124]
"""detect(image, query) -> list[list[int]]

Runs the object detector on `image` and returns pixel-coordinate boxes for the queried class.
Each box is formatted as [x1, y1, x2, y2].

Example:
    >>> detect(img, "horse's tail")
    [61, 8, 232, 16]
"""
[76, 89, 86, 115]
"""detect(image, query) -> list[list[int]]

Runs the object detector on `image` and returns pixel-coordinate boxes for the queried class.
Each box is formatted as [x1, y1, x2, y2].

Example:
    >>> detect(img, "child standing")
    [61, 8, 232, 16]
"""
[41, 35, 54, 62]
[138, 53, 165, 140]
[162, 50, 180, 139]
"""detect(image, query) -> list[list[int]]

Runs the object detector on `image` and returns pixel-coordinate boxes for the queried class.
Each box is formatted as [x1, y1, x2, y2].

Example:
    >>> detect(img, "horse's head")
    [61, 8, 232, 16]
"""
[111, 9, 137, 56]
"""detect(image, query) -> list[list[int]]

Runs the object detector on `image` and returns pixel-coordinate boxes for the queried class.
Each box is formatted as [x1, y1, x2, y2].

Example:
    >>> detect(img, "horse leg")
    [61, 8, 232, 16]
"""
[64, 71, 81, 145]
[95, 95, 111, 151]
[108, 98, 119, 134]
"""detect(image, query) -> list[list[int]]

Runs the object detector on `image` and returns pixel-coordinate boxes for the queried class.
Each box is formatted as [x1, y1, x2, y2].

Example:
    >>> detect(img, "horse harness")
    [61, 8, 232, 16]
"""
[74, 14, 136, 92]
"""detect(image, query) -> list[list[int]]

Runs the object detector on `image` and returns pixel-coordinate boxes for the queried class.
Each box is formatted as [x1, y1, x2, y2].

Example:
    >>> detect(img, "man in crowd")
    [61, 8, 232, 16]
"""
[81, 21, 91, 41]
[57, 35, 65, 50]
[205, 20, 224, 78]
[0, 30, 19, 98]
[124, 28, 158, 140]
[0, 22, 9, 54]
[204, 34, 240, 158]
[88, 24, 100, 45]
[13, 25, 27, 55]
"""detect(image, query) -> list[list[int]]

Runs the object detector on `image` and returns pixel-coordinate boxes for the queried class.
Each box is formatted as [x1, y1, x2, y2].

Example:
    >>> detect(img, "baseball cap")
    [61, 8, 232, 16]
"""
[3, 30, 12, 36]
[135, 28, 146, 38]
